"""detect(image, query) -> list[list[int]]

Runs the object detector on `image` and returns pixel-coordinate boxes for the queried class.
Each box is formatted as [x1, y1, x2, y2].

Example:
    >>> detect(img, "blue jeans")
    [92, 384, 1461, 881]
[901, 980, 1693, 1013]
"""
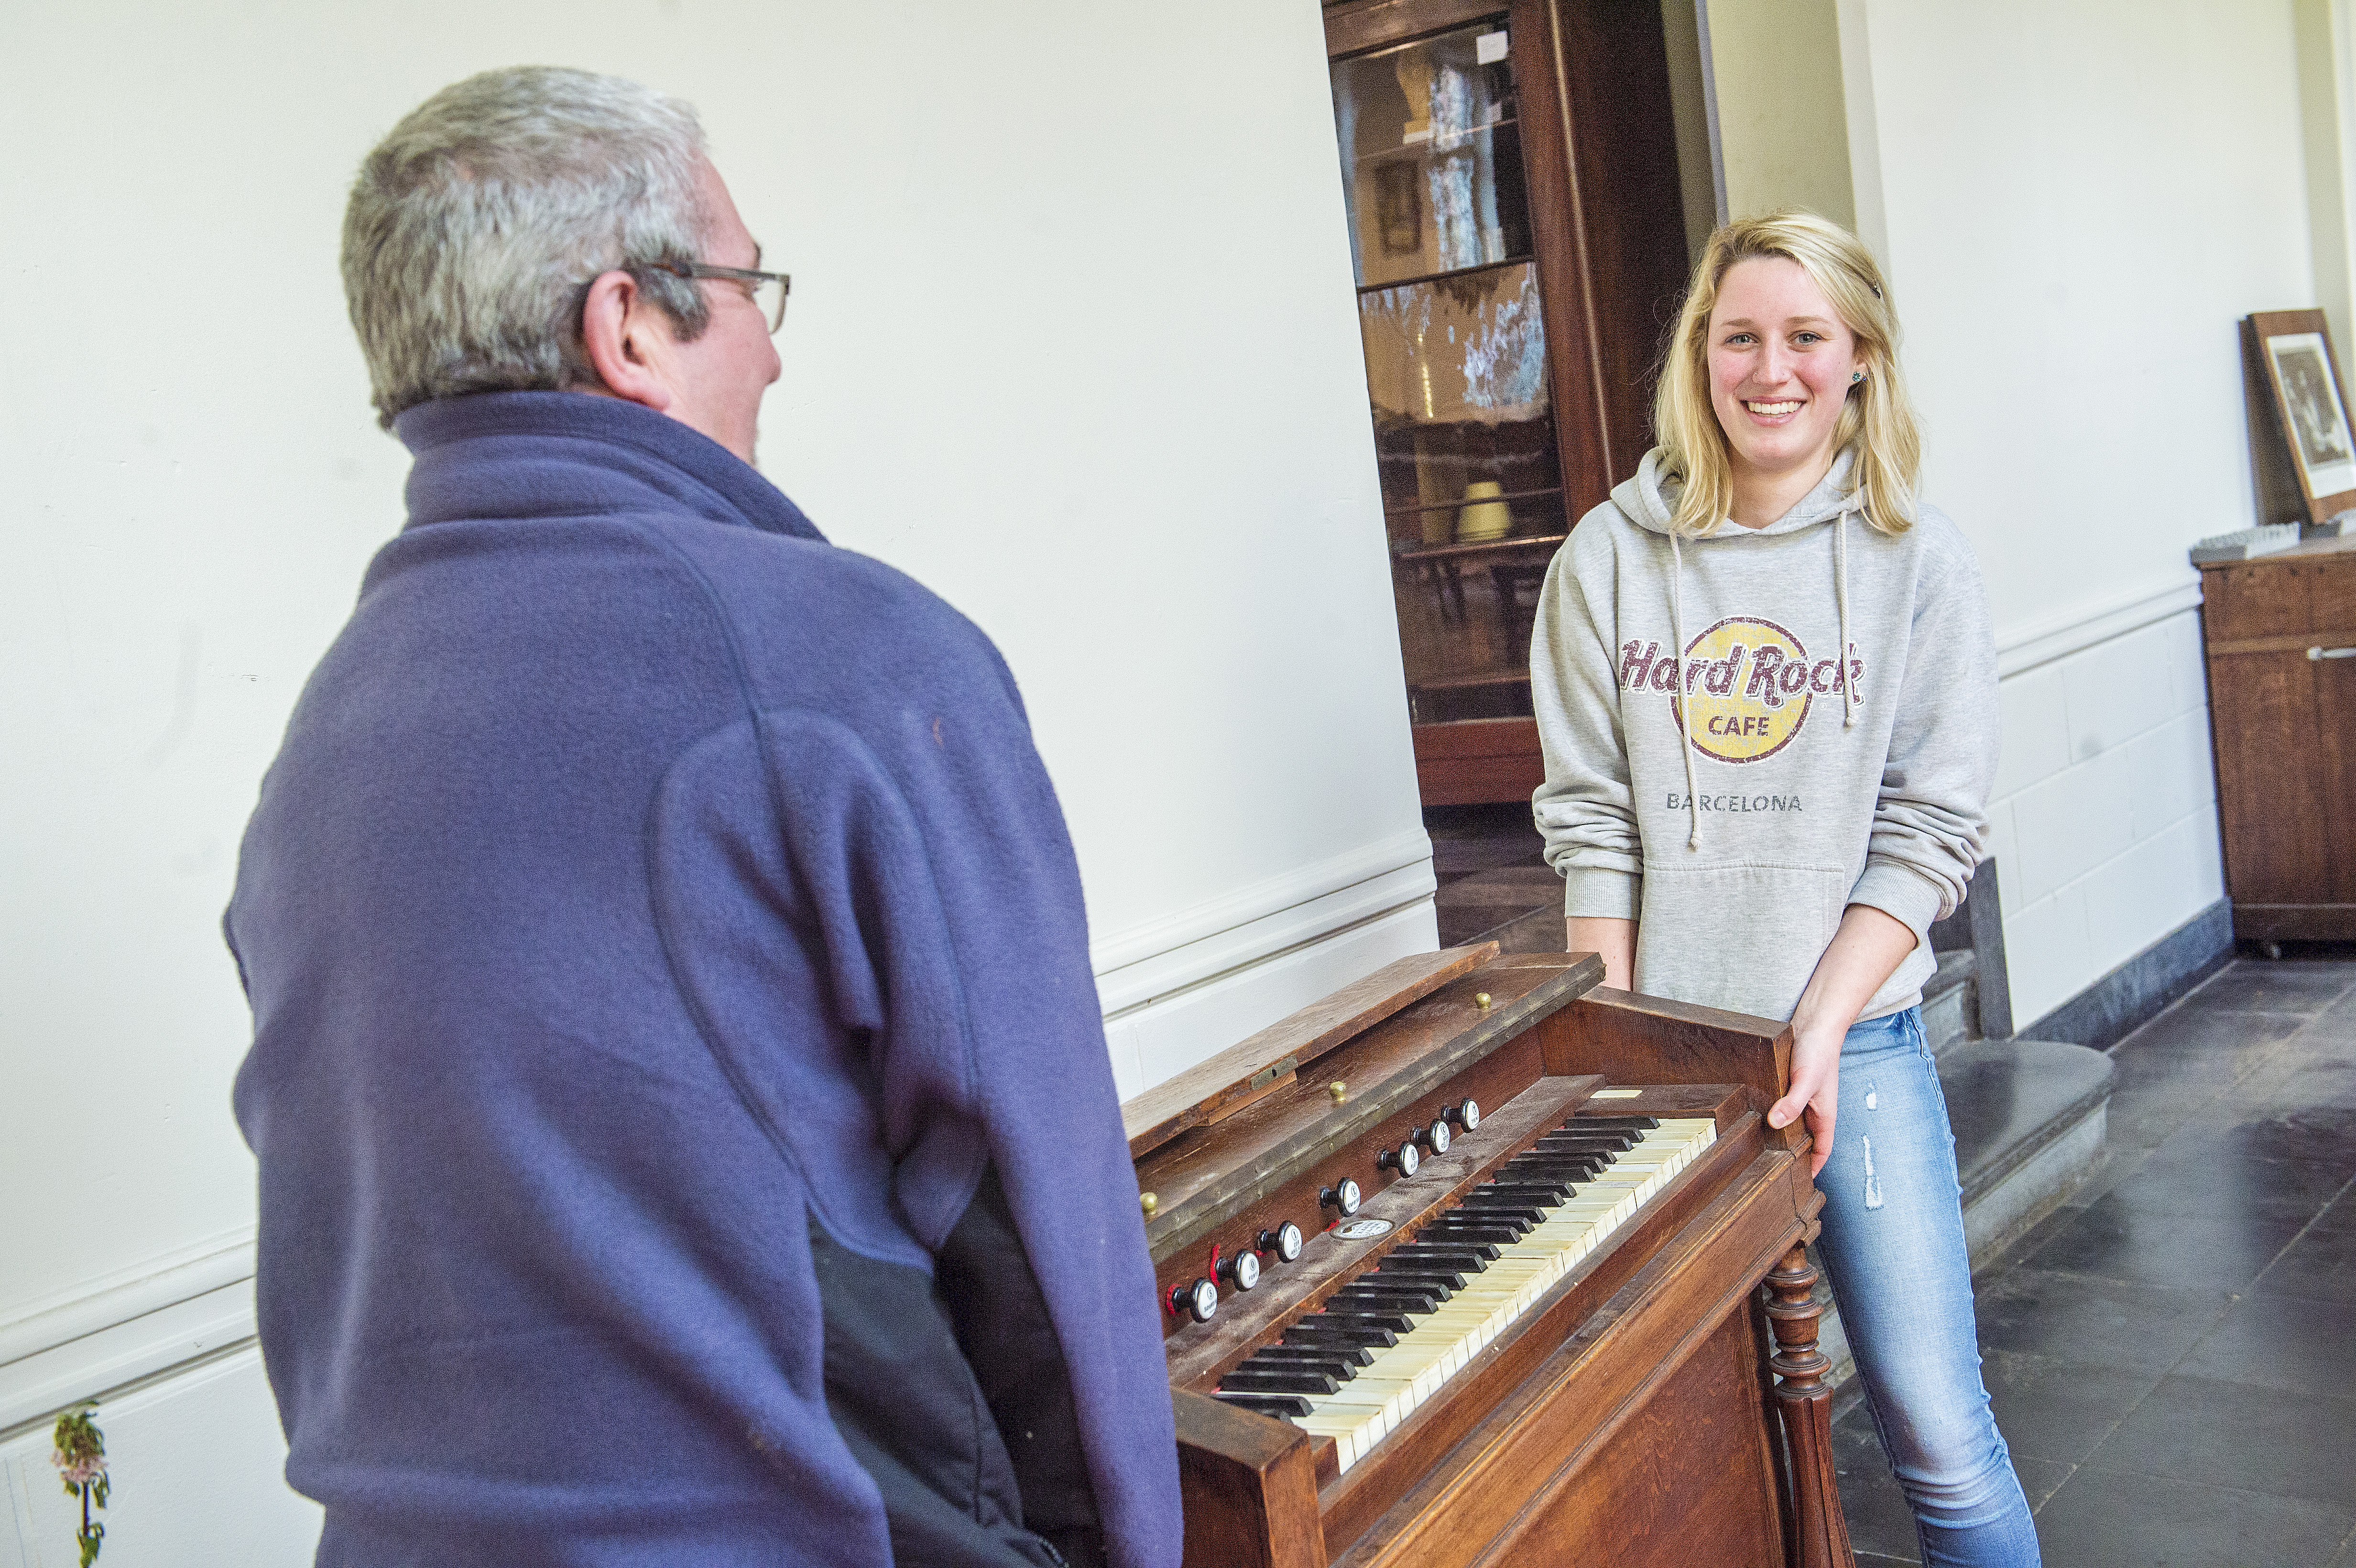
[1812, 1007, 2041, 1568]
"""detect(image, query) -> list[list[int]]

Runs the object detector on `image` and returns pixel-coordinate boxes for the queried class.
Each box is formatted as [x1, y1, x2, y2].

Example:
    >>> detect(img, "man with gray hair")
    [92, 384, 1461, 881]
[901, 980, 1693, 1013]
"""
[227, 66, 1179, 1568]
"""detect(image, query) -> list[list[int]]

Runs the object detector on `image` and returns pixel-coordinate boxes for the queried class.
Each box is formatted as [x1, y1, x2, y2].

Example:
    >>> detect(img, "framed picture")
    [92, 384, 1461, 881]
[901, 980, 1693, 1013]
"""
[2249, 309, 2356, 523]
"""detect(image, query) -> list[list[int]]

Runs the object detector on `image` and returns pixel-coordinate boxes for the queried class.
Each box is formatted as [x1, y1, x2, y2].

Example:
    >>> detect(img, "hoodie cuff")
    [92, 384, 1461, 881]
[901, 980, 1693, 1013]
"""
[1848, 859, 1946, 943]
[1562, 866, 1642, 922]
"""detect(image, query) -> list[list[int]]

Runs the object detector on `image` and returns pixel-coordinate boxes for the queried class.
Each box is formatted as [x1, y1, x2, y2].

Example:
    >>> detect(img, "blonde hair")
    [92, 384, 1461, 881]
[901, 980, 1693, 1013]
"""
[1651, 211, 1921, 537]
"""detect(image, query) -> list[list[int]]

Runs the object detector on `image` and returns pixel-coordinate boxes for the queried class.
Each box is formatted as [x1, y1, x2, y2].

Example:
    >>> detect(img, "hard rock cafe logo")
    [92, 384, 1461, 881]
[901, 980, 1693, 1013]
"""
[1618, 617, 1864, 764]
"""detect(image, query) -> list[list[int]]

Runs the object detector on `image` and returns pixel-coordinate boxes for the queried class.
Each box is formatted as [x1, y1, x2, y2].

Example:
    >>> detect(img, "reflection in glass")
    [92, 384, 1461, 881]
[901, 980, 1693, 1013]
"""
[1333, 17, 1567, 725]
[1332, 26, 1529, 289]
[1359, 262, 1549, 427]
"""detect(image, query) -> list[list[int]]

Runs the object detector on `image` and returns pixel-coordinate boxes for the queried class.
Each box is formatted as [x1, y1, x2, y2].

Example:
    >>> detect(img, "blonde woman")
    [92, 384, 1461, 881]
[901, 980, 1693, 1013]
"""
[1529, 212, 2038, 1566]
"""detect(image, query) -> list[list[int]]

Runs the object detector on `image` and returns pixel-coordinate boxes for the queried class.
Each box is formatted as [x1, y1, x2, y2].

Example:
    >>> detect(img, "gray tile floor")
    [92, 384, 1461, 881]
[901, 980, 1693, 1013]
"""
[1425, 805, 2356, 1566]
[1842, 957, 2356, 1567]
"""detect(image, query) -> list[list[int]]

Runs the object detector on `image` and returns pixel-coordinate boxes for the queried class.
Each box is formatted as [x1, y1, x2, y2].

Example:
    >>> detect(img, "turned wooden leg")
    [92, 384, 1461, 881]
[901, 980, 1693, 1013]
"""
[1764, 1244, 1855, 1568]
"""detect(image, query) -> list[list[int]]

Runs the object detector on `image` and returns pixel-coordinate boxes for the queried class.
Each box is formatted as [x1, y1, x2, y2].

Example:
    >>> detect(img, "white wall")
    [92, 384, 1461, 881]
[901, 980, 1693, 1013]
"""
[1858, 0, 2314, 1023]
[0, 3, 1428, 1559]
[1988, 608, 2224, 1024]
[2299, 0, 2356, 372]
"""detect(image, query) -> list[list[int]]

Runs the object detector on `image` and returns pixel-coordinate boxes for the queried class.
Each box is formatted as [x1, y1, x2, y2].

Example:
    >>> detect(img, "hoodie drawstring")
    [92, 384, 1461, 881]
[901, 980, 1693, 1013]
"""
[1669, 530, 1703, 849]
[1835, 507, 1856, 728]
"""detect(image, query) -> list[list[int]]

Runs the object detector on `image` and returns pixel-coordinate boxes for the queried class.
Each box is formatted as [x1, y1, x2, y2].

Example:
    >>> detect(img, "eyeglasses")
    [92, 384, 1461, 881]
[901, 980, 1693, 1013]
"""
[646, 259, 792, 334]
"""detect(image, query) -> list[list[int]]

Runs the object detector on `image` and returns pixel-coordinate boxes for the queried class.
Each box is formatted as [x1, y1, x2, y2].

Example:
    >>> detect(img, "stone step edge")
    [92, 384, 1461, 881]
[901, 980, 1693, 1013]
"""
[1923, 948, 1977, 1058]
[1953, 1040, 2114, 1208]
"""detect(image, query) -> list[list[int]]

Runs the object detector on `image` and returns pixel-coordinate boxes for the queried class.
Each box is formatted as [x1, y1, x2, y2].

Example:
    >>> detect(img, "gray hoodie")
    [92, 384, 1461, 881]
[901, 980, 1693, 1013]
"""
[1530, 447, 1996, 1025]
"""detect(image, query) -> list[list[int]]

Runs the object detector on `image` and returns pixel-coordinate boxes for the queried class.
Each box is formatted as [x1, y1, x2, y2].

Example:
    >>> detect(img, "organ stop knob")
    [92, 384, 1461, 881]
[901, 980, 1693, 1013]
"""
[1258, 1221, 1305, 1263]
[1378, 1141, 1421, 1177]
[1320, 1179, 1362, 1217]
[1218, 1249, 1262, 1291]
[1416, 1117, 1451, 1155]
[1168, 1277, 1218, 1323]
[1448, 1099, 1482, 1132]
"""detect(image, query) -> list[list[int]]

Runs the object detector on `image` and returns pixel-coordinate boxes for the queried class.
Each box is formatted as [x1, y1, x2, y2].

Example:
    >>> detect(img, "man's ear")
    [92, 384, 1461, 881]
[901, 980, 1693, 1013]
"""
[578, 269, 676, 412]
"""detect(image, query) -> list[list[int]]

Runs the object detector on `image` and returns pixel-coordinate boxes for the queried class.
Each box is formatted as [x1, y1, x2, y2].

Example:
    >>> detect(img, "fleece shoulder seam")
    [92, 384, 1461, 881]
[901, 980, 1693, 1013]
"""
[620, 525, 984, 1244]
[625, 518, 989, 1184]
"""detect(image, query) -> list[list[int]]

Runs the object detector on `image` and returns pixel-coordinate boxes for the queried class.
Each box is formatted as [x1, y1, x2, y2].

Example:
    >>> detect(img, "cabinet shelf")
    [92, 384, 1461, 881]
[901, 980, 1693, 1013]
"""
[1384, 484, 1562, 519]
[1393, 531, 1566, 565]
[1353, 116, 1522, 169]
[1355, 252, 1538, 299]
[1407, 668, 1532, 694]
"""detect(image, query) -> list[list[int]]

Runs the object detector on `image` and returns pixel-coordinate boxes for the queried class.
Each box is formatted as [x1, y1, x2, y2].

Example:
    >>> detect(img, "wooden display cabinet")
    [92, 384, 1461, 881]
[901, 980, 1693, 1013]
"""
[1324, 0, 1693, 804]
[2198, 535, 2356, 940]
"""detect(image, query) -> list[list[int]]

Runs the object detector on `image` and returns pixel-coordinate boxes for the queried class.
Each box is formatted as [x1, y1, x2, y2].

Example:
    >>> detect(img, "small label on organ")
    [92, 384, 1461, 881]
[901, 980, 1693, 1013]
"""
[1333, 1219, 1394, 1241]
[1592, 1089, 1643, 1099]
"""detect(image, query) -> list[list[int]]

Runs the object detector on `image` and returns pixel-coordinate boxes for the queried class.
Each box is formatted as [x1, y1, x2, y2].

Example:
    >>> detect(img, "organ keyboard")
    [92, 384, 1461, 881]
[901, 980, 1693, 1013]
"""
[1124, 946, 1855, 1568]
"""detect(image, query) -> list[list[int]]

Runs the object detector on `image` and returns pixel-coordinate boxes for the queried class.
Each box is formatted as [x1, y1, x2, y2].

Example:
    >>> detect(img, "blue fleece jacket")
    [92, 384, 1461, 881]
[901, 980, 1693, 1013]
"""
[227, 392, 1180, 1566]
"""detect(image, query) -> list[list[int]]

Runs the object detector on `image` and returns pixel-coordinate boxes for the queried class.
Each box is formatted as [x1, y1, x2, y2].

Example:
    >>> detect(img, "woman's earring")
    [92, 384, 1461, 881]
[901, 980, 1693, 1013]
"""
[1851, 370, 1866, 384]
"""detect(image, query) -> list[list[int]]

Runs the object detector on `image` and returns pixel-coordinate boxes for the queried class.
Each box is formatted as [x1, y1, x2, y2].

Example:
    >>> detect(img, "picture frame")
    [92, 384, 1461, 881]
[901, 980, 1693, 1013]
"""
[2248, 308, 2356, 524]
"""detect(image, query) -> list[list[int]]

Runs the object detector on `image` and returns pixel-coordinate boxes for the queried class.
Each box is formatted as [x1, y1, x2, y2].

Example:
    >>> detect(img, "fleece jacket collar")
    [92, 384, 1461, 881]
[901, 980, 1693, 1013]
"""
[393, 390, 826, 544]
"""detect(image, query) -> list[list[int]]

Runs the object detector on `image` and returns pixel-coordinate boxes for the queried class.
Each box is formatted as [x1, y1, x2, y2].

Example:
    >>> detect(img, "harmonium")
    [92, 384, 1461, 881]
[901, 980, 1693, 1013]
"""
[1123, 944, 1854, 1568]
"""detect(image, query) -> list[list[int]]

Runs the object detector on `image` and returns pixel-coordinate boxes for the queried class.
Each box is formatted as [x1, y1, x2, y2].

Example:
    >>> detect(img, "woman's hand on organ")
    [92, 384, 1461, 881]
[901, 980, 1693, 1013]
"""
[1771, 903, 1917, 1177]
[1772, 1025, 1846, 1178]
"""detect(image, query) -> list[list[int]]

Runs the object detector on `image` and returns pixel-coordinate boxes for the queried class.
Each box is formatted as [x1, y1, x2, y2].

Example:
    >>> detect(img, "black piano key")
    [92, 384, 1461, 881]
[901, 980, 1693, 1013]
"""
[1417, 1221, 1526, 1244]
[1568, 1114, 1660, 1129]
[1221, 1368, 1341, 1396]
[1487, 1171, 1574, 1190]
[1313, 1307, 1414, 1333]
[1452, 1194, 1548, 1220]
[1335, 1273, 1440, 1296]
[1537, 1133, 1636, 1152]
[1376, 1266, 1468, 1292]
[1502, 1167, 1598, 1187]
[1285, 1320, 1395, 1350]
[1512, 1150, 1610, 1170]
[1215, 1392, 1313, 1419]
[1422, 1209, 1532, 1229]
[1402, 1237, 1500, 1260]
[1477, 1183, 1571, 1204]
[1268, 1335, 1376, 1366]
[1333, 1284, 1440, 1311]
[1386, 1245, 1492, 1270]
[1245, 1348, 1355, 1381]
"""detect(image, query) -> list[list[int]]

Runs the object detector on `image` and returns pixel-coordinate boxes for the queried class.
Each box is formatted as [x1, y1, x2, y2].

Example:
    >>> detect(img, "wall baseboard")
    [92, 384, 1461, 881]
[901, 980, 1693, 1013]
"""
[1090, 830, 1434, 1012]
[1994, 578, 2202, 680]
[2020, 899, 2235, 1051]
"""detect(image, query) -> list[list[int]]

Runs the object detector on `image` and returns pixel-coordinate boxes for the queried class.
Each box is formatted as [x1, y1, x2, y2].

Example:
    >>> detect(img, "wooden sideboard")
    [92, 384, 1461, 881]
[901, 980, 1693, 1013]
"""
[2198, 534, 2356, 940]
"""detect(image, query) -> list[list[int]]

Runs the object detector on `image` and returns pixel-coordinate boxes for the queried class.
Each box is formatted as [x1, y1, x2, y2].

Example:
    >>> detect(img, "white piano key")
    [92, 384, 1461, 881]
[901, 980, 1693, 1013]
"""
[1281, 1117, 1716, 1472]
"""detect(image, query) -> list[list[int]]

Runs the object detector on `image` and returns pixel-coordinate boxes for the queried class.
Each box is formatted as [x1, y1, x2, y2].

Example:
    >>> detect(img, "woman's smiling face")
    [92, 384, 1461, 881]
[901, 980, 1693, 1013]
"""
[1706, 256, 1865, 501]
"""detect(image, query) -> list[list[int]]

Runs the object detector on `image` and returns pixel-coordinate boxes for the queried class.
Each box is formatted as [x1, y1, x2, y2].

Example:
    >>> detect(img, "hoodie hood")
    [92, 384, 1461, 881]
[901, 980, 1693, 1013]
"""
[1613, 446, 1860, 539]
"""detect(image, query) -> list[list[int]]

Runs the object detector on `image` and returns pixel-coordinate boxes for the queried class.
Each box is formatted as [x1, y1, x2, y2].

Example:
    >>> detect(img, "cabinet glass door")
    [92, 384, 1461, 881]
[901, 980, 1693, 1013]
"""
[1332, 17, 1566, 726]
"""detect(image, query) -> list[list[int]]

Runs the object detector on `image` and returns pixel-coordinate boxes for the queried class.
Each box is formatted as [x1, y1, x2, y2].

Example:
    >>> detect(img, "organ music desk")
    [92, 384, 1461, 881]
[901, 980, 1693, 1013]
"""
[1123, 944, 1852, 1568]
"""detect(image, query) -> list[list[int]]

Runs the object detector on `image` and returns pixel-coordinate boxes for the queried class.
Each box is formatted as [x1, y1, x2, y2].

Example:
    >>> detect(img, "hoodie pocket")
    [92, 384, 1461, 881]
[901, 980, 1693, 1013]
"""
[1633, 861, 1849, 1023]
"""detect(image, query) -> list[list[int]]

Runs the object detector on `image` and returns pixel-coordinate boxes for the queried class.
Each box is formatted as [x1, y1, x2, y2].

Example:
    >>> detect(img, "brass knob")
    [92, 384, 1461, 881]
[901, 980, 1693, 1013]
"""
[1140, 1192, 1158, 1217]
[1328, 1080, 1349, 1103]
[1474, 992, 1493, 1010]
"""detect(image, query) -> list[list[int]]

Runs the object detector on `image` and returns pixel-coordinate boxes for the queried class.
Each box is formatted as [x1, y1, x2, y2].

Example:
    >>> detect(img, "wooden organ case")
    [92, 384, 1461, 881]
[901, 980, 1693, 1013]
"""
[1125, 946, 1854, 1568]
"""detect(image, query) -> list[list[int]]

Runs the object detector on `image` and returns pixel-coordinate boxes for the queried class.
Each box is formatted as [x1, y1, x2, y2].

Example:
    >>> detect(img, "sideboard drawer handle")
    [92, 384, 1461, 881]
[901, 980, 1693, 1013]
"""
[2308, 646, 2356, 660]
